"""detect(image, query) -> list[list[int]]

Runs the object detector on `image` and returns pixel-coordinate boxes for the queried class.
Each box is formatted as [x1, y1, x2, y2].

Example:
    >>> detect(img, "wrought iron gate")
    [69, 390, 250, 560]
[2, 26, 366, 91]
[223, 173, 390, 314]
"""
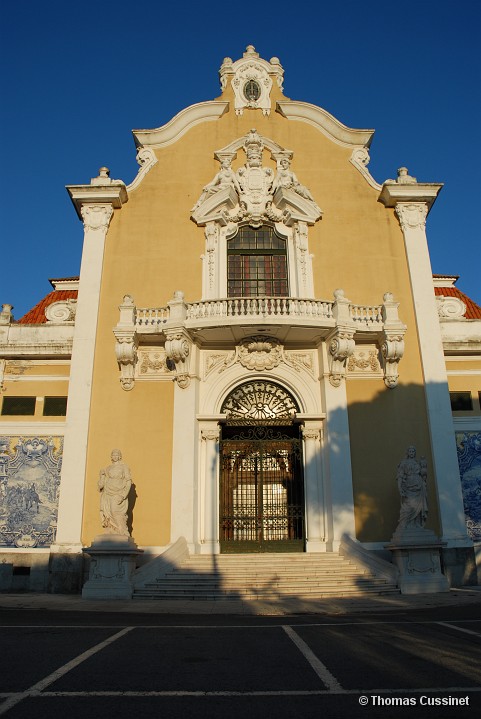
[220, 424, 305, 553]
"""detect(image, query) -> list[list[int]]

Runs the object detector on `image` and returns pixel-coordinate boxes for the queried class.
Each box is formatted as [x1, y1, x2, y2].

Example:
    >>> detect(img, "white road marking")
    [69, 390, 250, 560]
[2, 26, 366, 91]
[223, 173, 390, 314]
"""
[282, 625, 344, 692]
[0, 626, 133, 716]
[437, 621, 481, 638]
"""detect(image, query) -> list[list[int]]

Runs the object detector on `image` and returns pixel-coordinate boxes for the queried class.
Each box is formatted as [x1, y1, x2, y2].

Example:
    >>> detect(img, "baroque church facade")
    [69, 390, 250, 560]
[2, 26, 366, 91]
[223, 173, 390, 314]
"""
[1, 46, 480, 595]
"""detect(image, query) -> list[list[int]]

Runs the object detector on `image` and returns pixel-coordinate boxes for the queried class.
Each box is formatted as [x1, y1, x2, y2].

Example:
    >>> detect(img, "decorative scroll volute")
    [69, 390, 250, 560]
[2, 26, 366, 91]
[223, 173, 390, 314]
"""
[164, 329, 192, 389]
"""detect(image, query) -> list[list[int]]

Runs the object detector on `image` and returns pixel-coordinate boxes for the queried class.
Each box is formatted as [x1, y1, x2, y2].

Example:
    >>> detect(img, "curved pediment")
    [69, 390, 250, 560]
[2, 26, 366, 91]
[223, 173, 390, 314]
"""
[132, 101, 229, 149]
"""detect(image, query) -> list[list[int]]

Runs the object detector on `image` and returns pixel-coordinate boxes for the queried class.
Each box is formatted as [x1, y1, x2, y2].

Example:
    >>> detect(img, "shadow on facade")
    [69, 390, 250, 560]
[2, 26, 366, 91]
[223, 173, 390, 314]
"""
[134, 380, 479, 601]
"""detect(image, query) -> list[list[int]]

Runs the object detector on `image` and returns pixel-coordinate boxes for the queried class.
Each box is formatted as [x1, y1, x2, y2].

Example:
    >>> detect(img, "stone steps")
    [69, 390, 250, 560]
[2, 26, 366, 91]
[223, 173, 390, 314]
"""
[133, 552, 400, 600]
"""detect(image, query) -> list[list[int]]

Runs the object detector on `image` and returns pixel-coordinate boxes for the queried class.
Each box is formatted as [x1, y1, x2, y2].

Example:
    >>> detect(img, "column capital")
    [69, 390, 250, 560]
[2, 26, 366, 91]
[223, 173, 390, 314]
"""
[394, 202, 428, 231]
[66, 167, 128, 221]
[378, 181, 442, 214]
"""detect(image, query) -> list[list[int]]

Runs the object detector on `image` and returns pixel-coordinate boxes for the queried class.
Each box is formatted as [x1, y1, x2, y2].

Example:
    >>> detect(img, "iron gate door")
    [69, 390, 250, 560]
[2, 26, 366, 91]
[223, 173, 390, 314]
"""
[220, 425, 305, 553]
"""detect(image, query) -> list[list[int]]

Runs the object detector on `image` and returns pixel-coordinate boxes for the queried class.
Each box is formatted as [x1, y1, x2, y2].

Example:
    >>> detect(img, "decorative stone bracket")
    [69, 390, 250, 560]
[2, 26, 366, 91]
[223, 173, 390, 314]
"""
[164, 329, 192, 389]
[380, 293, 407, 388]
[328, 290, 406, 388]
[113, 295, 138, 391]
[164, 291, 194, 389]
[113, 291, 195, 391]
[327, 290, 356, 387]
[327, 329, 356, 387]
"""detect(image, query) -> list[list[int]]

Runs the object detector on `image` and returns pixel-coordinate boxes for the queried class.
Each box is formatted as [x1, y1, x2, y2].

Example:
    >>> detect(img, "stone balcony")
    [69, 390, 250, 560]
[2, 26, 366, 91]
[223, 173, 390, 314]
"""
[113, 290, 407, 390]
[131, 293, 386, 345]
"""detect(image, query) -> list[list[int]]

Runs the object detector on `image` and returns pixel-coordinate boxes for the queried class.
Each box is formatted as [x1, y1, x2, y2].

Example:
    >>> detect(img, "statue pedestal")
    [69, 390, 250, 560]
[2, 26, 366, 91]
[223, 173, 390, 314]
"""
[82, 534, 143, 600]
[386, 527, 449, 594]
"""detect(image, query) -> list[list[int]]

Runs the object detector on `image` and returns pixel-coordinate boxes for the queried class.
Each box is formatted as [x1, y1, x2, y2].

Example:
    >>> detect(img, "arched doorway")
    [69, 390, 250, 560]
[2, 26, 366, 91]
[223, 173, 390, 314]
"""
[219, 381, 305, 553]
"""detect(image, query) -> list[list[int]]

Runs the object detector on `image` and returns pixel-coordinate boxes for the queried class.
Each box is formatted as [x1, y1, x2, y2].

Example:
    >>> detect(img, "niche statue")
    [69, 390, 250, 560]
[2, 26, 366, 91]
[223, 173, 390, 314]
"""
[98, 449, 132, 536]
[395, 445, 428, 531]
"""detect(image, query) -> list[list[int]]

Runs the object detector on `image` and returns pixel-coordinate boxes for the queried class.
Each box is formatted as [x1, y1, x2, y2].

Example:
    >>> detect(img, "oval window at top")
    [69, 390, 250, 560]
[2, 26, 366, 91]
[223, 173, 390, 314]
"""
[243, 79, 261, 101]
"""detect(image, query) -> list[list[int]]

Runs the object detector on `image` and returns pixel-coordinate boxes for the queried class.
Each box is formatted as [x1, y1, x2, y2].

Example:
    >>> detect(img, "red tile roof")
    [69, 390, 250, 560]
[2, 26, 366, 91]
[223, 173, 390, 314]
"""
[434, 286, 481, 319]
[17, 289, 78, 324]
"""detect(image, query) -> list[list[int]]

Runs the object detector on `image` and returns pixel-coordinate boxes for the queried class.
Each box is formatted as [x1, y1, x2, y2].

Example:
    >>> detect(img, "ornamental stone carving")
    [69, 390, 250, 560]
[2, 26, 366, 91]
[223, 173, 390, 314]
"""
[0, 304, 13, 325]
[80, 204, 114, 232]
[138, 349, 170, 377]
[347, 347, 382, 376]
[201, 429, 220, 442]
[219, 45, 284, 116]
[191, 129, 321, 229]
[127, 147, 158, 192]
[328, 331, 356, 387]
[436, 296, 467, 320]
[328, 290, 357, 386]
[394, 446, 428, 533]
[218, 338, 315, 376]
[114, 332, 138, 391]
[226, 336, 283, 372]
[395, 203, 428, 231]
[301, 427, 321, 442]
[98, 449, 132, 537]
[380, 293, 407, 388]
[45, 299, 77, 323]
[164, 329, 192, 389]
[386, 167, 417, 185]
[113, 295, 138, 391]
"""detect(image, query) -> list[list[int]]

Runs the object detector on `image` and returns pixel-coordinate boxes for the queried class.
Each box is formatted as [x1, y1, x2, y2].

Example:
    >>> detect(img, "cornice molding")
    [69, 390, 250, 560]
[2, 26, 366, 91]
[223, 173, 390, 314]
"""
[378, 182, 443, 212]
[276, 100, 374, 148]
[132, 101, 229, 149]
[66, 185, 128, 221]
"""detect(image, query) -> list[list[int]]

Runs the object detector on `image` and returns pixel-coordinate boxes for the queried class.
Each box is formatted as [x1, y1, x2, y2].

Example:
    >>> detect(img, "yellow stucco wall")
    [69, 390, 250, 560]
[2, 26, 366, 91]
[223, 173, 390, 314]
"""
[82, 79, 434, 545]
[1, 362, 69, 422]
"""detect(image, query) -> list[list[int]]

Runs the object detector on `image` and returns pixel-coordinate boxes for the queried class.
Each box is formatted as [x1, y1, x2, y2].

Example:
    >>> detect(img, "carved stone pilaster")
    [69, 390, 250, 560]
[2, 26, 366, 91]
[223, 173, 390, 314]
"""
[80, 204, 114, 232]
[113, 295, 138, 391]
[395, 203, 428, 231]
[205, 222, 219, 292]
[294, 221, 314, 297]
[380, 293, 407, 389]
[164, 329, 192, 389]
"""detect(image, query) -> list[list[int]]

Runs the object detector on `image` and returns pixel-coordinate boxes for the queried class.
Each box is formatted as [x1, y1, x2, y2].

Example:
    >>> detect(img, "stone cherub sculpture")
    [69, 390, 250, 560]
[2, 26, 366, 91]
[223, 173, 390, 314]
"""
[395, 445, 428, 531]
[98, 449, 132, 536]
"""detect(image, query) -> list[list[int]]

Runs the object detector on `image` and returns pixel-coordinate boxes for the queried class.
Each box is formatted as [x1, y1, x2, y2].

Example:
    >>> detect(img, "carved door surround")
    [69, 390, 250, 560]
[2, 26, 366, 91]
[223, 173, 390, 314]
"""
[191, 129, 322, 301]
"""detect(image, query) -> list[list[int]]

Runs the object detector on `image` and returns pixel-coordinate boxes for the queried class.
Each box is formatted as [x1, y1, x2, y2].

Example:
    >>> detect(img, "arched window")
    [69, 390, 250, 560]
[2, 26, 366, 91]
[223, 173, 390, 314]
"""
[227, 225, 288, 297]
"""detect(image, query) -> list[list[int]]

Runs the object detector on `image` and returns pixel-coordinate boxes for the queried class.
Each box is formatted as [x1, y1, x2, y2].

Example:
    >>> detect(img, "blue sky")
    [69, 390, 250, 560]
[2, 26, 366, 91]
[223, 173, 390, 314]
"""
[1, 0, 480, 318]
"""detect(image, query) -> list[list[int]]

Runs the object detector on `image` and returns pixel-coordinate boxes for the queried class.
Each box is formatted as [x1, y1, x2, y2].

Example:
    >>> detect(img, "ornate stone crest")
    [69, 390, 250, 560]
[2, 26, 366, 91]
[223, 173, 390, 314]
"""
[191, 129, 321, 229]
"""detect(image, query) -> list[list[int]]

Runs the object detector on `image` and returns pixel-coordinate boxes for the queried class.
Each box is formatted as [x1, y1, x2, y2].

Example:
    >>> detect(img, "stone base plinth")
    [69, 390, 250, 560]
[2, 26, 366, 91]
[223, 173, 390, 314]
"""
[386, 527, 449, 595]
[82, 534, 143, 600]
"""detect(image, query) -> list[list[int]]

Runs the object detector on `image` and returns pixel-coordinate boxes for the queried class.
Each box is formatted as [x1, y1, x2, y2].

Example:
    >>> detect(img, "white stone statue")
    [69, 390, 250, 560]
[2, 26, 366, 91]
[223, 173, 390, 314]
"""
[273, 157, 315, 201]
[192, 159, 241, 210]
[395, 446, 428, 531]
[98, 449, 132, 536]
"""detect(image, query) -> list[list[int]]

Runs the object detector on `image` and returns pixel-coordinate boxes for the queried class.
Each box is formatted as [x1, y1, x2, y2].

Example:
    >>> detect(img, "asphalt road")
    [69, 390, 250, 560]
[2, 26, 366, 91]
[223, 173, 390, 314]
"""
[1, 605, 480, 718]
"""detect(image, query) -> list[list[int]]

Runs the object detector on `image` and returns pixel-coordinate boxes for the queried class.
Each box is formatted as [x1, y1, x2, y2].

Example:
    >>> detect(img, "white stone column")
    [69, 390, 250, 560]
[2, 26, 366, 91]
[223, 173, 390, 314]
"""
[321, 345, 357, 550]
[395, 202, 469, 546]
[301, 422, 326, 552]
[54, 203, 114, 549]
[197, 424, 221, 554]
[170, 378, 200, 552]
